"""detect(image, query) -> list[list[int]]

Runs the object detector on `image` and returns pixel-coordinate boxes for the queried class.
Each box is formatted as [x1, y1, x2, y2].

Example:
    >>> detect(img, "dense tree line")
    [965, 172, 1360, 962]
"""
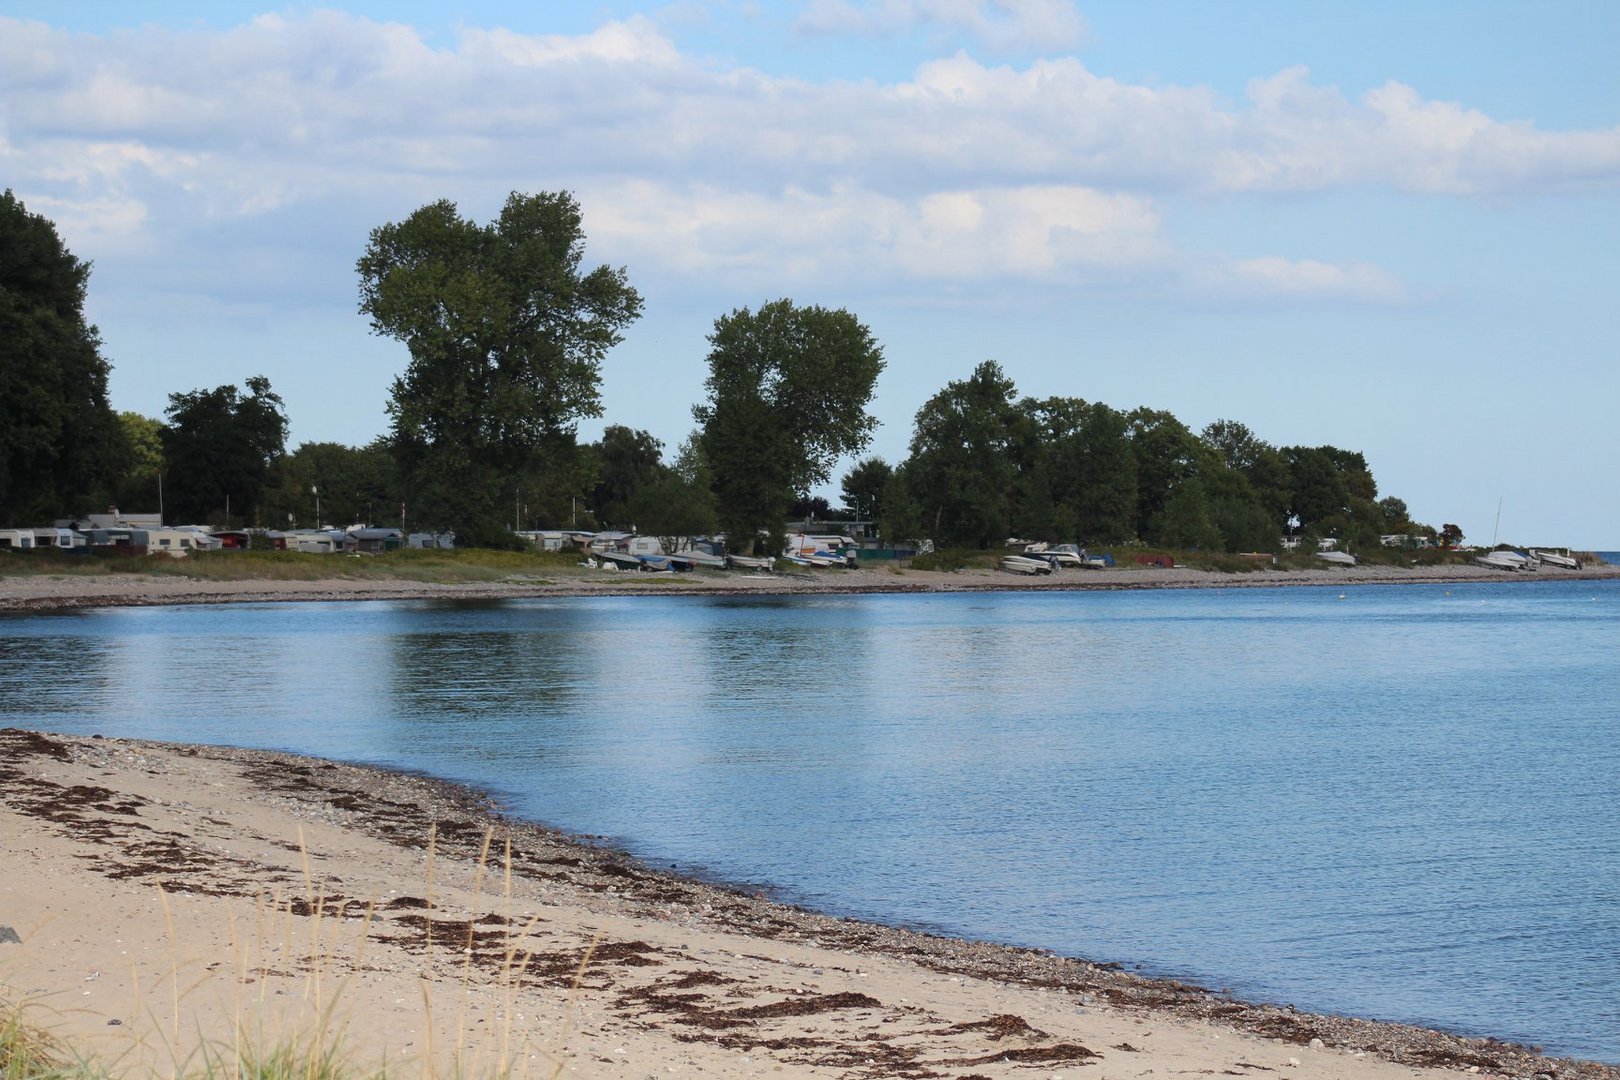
[6, 187, 1430, 553]
[866, 360, 1424, 553]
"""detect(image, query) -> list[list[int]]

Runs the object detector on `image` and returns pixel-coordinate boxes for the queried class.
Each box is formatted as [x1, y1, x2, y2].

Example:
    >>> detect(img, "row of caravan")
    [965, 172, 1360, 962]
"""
[0, 525, 220, 555]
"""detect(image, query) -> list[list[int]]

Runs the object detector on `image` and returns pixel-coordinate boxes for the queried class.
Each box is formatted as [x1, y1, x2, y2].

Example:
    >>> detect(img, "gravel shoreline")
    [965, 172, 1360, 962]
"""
[3, 557, 1617, 611]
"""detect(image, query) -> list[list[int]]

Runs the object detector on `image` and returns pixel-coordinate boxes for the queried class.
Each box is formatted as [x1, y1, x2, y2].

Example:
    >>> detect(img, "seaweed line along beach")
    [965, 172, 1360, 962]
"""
[4, 728, 1618, 1080]
[3, 565, 1619, 1077]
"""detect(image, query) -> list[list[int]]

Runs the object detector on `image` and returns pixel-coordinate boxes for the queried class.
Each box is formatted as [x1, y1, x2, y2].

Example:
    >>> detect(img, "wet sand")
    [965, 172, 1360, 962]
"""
[4, 728, 1616, 1079]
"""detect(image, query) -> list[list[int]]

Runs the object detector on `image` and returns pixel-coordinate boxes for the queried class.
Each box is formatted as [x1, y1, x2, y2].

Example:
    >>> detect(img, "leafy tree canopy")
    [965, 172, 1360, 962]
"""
[839, 456, 891, 521]
[695, 299, 883, 553]
[358, 191, 641, 544]
[262, 440, 397, 530]
[0, 189, 121, 522]
[162, 376, 288, 527]
[588, 425, 666, 530]
[903, 360, 1020, 548]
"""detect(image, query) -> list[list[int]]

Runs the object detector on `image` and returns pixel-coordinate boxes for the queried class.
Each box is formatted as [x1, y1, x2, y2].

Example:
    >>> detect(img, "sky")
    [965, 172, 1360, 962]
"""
[3, 0, 1617, 547]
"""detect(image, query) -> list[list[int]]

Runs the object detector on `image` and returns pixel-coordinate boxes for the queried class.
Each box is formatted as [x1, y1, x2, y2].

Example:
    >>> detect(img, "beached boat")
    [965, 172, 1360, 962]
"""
[1531, 549, 1580, 569]
[726, 553, 775, 572]
[1030, 544, 1082, 569]
[669, 549, 727, 570]
[1314, 550, 1357, 566]
[596, 550, 644, 572]
[1001, 555, 1053, 575]
[1474, 549, 1532, 572]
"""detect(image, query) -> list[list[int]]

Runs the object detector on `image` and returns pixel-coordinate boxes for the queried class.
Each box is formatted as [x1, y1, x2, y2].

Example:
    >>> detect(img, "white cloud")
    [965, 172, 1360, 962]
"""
[795, 0, 1086, 53]
[585, 180, 1161, 286]
[4, 11, 1614, 308]
[1220, 256, 1406, 303]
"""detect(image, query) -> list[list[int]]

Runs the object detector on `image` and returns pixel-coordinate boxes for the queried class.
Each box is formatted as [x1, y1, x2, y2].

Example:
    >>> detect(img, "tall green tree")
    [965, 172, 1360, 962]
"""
[587, 425, 667, 530]
[162, 376, 288, 526]
[112, 411, 165, 514]
[1128, 407, 1209, 543]
[694, 300, 884, 554]
[903, 360, 1020, 548]
[1157, 475, 1222, 551]
[839, 456, 892, 522]
[1068, 401, 1137, 545]
[0, 190, 121, 523]
[358, 191, 641, 546]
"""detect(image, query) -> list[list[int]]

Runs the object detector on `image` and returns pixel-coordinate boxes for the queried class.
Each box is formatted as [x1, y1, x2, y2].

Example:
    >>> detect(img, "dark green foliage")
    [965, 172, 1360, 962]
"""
[112, 412, 164, 513]
[0, 190, 122, 523]
[1025, 396, 1137, 545]
[694, 299, 884, 554]
[161, 376, 288, 526]
[839, 456, 891, 521]
[1128, 407, 1210, 543]
[583, 426, 718, 541]
[1200, 418, 1267, 473]
[877, 462, 928, 546]
[1068, 402, 1137, 544]
[358, 191, 641, 544]
[1377, 495, 1411, 533]
[903, 361, 1020, 548]
[1282, 444, 1382, 544]
[588, 425, 666, 529]
[262, 439, 398, 529]
[1157, 476, 1222, 551]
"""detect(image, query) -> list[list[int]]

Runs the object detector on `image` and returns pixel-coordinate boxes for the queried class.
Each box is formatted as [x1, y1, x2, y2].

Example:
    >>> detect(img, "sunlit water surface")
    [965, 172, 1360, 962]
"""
[3, 579, 1617, 1061]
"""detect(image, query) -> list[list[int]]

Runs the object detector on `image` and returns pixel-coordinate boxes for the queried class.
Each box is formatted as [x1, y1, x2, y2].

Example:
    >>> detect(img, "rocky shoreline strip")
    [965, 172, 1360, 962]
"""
[3, 557, 1617, 611]
[3, 727, 1615, 1079]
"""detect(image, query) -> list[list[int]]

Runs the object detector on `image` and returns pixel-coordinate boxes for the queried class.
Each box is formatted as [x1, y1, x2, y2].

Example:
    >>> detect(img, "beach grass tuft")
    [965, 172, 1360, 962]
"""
[0, 806, 594, 1080]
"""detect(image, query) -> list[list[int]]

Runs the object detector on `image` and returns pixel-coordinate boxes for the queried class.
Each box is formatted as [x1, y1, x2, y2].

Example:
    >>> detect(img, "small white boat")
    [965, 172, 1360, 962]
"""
[1001, 555, 1053, 575]
[1314, 550, 1357, 566]
[670, 549, 727, 570]
[1475, 549, 1532, 572]
[1531, 549, 1579, 569]
[726, 553, 776, 571]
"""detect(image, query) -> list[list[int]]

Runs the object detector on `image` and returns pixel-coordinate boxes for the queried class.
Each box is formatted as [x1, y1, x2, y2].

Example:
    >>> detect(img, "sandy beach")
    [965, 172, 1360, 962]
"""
[4, 727, 1617, 1080]
[5, 563, 1618, 1077]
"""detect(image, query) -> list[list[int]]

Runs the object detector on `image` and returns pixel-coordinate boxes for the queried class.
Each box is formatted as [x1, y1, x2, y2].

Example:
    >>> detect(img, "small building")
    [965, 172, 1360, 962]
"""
[0, 528, 37, 550]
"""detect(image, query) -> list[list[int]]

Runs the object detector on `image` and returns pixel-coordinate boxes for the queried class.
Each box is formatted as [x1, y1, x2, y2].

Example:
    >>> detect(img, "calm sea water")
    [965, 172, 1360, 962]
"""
[2, 579, 1617, 1061]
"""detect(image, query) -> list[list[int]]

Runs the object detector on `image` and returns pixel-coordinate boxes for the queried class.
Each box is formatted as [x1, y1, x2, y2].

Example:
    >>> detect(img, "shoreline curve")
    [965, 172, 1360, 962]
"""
[3, 727, 1616, 1078]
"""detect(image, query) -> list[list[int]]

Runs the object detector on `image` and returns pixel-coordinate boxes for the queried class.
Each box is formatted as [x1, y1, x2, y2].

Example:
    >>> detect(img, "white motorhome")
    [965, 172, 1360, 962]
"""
[144, 528, 219, 556]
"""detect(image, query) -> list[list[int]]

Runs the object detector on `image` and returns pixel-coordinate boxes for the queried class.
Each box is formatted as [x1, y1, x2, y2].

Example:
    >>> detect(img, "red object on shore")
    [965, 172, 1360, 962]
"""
[1134, 554, 1175, 568]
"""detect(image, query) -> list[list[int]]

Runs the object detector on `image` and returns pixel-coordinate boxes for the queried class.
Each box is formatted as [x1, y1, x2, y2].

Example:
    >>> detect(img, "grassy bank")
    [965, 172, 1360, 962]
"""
[0, 546, 587, 586]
